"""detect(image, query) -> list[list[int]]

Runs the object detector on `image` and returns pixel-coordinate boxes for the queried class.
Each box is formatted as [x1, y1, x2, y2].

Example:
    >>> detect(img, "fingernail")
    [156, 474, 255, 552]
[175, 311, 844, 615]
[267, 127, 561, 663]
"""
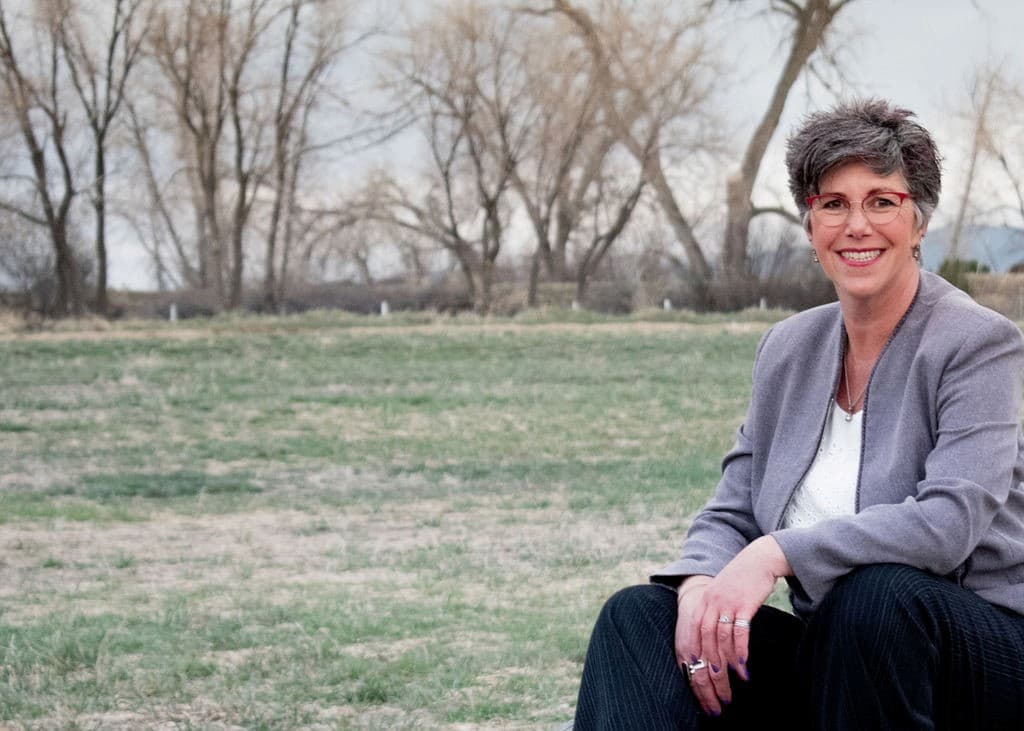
[738, 657, 746, 665]
[711, 664, 720, 673]
[689, 654, 698, 664]
[722, 698, 731, 705]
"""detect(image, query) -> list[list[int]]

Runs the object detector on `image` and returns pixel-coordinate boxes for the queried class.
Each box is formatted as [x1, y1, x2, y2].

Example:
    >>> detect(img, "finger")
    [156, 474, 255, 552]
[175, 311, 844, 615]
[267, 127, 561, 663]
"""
[687, 661, 721, 717]
[699, 610, 731, 710]
[674, 626, 697, 673]
[715, 612, 736, 675]
[732, 616, 752, 681]
[674, 595, 704, 669]
[707, 646, 732, 708]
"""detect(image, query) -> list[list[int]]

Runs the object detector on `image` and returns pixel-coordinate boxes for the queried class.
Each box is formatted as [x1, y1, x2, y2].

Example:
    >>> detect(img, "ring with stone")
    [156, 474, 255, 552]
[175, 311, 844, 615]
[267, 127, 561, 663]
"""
[685, 658, 708, 678]
[717, 615, 733, 624]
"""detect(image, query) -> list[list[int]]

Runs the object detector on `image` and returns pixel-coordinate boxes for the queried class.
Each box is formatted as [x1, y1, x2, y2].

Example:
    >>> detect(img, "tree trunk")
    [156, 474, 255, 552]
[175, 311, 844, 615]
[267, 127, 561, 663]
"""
[53, 220, 82, 316]
[264, 151, 286, 308]
[719, 0, 839, 293]
[93, 144, 108, 315]
[478, 257, 493, 313]
[949, 73, 995, 268]
[646, 157, 712, 283]
[527, 245, 542, 307]
[574, 261, 589, 305]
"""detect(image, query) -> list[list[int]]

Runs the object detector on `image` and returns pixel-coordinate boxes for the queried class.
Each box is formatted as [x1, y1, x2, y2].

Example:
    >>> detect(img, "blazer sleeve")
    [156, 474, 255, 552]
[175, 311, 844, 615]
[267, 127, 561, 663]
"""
[771, 313, 1024, 606]
[650, 327, 773, 585]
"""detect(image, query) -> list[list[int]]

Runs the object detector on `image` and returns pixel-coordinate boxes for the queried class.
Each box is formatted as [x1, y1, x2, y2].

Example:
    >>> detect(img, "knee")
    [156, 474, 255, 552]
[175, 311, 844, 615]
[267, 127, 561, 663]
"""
[595, 584, 674, 634]
[814, 564, 931, 643]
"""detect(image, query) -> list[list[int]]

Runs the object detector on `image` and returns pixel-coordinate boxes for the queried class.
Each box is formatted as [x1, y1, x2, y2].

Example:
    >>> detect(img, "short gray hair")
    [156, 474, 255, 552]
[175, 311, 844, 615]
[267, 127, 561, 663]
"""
[786, 99, 942, 229]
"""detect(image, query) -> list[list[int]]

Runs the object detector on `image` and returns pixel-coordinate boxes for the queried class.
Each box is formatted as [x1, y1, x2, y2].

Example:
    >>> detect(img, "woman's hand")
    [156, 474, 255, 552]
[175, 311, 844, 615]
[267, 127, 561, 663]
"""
[675, 536, 791, 716]
[675, 576, 721, 714]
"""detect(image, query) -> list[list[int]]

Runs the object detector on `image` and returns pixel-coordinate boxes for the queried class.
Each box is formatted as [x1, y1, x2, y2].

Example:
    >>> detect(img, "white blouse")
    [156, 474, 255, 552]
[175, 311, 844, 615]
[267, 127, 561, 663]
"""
[781, 401, 862, 529]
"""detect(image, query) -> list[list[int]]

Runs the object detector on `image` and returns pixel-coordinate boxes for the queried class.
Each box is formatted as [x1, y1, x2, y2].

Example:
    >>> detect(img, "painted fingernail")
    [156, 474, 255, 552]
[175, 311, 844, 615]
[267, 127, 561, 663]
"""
[738, 657, 746, 665]
[711, 664, 720, 673]
[689, 654, 698, 664]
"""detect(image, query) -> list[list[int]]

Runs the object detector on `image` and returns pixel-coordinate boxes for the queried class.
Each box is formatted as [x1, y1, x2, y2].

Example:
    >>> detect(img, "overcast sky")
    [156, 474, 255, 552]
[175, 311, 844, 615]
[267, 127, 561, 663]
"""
[736, 0, 1024, 223]
[108, 0, 1024, 289]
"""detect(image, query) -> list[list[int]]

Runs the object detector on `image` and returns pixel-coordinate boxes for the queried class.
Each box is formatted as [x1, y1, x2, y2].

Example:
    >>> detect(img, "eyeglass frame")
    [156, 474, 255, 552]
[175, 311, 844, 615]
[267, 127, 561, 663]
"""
[805, 191, 912, 227]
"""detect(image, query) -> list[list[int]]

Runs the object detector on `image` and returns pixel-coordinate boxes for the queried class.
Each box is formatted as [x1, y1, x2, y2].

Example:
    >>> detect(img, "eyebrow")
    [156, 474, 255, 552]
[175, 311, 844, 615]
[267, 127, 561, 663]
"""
[817, 187, 907, 197]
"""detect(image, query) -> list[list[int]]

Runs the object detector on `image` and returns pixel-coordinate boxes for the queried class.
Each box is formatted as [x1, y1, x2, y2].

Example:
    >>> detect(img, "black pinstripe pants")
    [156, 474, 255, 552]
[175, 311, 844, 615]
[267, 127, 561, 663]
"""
[573, 564, 1024, 730]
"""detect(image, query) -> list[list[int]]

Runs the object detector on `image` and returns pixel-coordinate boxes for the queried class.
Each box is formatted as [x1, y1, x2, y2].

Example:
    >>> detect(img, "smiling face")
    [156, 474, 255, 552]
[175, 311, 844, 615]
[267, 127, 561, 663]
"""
[809, 161, 925, 309]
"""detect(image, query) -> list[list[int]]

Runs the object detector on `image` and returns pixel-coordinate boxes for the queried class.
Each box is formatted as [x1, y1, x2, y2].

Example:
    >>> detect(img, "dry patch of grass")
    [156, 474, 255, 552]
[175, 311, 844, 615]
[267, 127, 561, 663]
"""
[0, 314, 769, 727]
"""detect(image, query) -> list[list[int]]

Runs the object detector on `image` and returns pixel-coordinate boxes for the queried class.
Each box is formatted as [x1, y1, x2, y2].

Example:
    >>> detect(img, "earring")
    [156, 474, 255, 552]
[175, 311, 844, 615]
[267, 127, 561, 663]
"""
[912, 245, 921, 262]
[812, 252, 819, 263]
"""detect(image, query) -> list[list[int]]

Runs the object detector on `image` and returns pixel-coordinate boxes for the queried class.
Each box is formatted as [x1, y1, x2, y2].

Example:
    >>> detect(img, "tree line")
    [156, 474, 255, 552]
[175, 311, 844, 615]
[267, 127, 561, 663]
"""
[1, 0, 1021, 317]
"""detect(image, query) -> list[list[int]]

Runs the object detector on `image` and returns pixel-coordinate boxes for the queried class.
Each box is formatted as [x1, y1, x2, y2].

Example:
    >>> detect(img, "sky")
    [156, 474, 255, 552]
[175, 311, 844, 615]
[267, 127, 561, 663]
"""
[107, 0, 1024, 289]
[734, 0, 1024, 224]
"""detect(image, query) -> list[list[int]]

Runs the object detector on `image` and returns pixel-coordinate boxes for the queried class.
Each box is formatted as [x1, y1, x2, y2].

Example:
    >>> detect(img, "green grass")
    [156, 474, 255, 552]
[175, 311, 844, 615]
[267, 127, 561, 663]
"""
[0, 311, 775, 728]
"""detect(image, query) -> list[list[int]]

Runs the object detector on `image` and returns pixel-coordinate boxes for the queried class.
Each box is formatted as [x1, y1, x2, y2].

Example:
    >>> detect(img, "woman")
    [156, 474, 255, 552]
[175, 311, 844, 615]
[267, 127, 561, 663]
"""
[574, 99, 1024, 729]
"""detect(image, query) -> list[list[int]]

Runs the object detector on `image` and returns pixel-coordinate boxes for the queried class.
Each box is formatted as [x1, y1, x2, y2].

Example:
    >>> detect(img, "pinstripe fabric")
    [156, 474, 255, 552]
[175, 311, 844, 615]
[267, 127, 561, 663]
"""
[574, 567, 1024, 729]
[574, 584, 805, 730]
[804, 564, 1024, 730]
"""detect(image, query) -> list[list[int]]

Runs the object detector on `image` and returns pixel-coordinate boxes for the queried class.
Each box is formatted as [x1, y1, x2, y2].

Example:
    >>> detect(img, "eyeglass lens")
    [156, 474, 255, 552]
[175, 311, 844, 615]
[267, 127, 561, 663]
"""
[812, 194, 905, 225]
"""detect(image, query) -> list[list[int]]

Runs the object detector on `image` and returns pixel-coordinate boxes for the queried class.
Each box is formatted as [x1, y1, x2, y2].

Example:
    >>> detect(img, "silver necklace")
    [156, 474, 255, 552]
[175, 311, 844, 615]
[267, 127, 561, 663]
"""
[843, 352, 868, 422]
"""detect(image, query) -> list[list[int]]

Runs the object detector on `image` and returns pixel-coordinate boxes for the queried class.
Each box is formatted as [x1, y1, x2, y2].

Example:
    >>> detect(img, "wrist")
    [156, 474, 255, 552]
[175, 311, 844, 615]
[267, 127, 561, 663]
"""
[676, 575, 712, 601]
[754, 535, 792, 579]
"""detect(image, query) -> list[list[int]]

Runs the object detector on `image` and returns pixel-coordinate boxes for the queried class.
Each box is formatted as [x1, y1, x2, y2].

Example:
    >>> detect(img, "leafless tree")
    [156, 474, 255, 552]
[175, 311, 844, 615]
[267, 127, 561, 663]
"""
[0, 0, 85, 315]
[573, 163, 646, 302]
[508, 9, 647, 306]
[378, 1, 529, 312]
[534, 0, 854, 307]
[135, 0, 371, 309]
[224, 0, 275, 309]
[147, 0, 232, 305]
[57, 0, 149, 314]
[262, 0, 359, 310]
[719, 0, 854, 291]
[947, 67, 999, 269]
[147, 0, 278, 310]
[526, 0, 720, 295]
[124, 97, 199, 288]
[981, 76, 1024, 229]
[378, 1, 654, 310]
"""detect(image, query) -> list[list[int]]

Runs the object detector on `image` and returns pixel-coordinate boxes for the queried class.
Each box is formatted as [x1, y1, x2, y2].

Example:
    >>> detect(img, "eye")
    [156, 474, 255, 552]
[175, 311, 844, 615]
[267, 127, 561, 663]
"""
[817, 195, 848, 211]
[866, 193, 901, 209]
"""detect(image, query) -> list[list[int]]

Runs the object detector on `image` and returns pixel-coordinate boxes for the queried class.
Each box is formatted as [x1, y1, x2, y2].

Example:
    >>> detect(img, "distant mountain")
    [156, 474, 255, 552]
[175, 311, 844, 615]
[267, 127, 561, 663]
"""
[921, 224, 1024, 273]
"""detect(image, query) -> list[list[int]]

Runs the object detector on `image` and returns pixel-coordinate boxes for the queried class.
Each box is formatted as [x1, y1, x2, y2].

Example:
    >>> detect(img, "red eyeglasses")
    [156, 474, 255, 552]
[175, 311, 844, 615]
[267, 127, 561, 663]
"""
[805, 191, 912, 226]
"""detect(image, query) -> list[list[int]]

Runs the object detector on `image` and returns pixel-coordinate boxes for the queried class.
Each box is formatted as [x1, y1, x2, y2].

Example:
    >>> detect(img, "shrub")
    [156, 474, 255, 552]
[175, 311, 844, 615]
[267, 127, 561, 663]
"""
[938, 258, 989, 294]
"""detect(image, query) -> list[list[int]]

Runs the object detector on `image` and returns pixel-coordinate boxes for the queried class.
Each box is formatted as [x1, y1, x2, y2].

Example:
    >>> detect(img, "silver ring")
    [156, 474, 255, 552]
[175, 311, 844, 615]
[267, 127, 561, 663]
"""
[733, 618, 752, 629]
[717, 615, 732, 624]
[685, 658, 708, 678]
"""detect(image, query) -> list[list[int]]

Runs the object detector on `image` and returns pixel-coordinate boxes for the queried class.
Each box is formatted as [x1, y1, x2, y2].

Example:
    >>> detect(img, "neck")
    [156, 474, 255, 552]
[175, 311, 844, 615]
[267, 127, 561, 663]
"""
[840, 269, 919, 362]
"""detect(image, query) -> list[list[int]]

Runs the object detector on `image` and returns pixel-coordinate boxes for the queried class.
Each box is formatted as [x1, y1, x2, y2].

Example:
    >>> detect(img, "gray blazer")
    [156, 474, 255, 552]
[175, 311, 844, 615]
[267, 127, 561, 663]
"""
[654, 271, 1024, 618]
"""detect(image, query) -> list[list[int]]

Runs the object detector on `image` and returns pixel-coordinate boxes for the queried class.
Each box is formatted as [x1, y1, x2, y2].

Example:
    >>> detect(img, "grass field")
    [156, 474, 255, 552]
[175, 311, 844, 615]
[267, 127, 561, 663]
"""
[0, 310, 781, 730]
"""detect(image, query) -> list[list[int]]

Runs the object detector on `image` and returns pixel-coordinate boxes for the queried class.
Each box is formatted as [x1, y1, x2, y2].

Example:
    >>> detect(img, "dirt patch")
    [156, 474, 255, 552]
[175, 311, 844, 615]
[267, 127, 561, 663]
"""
[0, 470, 687, 617]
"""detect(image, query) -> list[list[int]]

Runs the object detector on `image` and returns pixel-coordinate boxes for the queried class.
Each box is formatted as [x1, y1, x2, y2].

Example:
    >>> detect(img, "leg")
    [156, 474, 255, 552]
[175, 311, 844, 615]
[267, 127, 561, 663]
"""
[802, 564, 1024, 730]
[574, 584, 805, 730]
[574, 584, 697, 731]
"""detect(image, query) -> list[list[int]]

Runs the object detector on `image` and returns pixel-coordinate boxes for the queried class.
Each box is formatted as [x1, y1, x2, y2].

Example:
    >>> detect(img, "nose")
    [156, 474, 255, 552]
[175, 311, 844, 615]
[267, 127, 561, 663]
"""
[844, 201, 873, 233]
